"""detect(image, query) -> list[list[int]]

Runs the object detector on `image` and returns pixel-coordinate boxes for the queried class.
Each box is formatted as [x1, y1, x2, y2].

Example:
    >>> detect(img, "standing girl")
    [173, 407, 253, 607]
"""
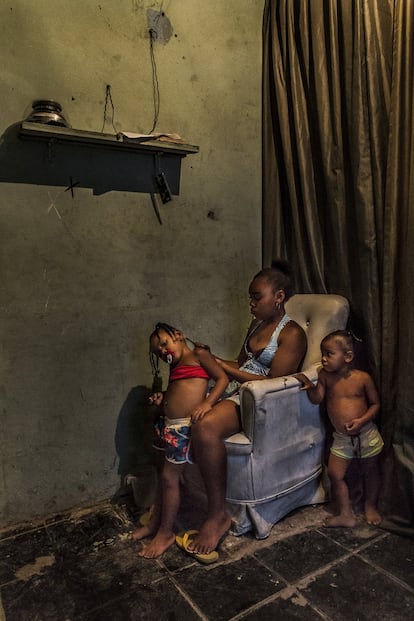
[134, 322, 228, 558]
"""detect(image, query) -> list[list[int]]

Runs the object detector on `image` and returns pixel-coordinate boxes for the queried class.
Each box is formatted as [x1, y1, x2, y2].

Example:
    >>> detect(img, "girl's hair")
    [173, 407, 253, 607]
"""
[254, 258, 294, 300]
[149, 322, 181, 381]
[322, 330, 355, 353]
[322, 329, 372, 372]
[150, 322, 179, 342]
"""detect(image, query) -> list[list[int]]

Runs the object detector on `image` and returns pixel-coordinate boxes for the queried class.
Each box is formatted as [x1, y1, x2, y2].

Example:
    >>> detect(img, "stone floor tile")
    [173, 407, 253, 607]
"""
[240, 589, 328, 620]
[317, 521, 384, 550]
[173, 555, 285, 621]
[82, 576, 202, 621]
[253, 529, 346, 583]
[298, 554, 414, 621]
[358, 532, 414, 588]
[0, 527, 57, 585]
[0, 511, 164, 620]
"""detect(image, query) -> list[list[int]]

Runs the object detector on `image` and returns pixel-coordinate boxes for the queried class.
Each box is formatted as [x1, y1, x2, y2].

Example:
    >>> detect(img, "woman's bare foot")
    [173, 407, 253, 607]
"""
[187, 513, 231, 554]
[138, 531, 175, 558]
[365, 504, 382, 525]
[324, 514, 357, 528]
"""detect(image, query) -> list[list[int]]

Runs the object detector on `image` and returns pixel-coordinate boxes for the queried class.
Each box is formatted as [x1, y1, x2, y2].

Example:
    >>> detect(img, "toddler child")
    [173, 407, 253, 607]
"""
[295, 330, 383, 527]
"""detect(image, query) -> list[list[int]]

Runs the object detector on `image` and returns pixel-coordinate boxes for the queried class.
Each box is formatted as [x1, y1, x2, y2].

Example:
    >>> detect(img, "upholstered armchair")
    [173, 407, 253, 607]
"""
[224, 294, 349, 539]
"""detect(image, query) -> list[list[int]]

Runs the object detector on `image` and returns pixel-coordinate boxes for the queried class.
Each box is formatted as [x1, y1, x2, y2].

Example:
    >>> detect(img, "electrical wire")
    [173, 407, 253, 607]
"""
[148, 29, 160, 134]
[101, 84, 117, 134]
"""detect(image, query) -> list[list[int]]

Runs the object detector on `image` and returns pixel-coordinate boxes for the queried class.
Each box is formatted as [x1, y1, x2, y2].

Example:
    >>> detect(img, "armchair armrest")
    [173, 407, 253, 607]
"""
[239, 364, 319, 442]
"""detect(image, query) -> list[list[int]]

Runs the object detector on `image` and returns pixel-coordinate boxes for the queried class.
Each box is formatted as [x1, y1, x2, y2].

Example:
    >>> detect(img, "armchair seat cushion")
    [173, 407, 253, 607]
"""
[225, 432, 252, 455]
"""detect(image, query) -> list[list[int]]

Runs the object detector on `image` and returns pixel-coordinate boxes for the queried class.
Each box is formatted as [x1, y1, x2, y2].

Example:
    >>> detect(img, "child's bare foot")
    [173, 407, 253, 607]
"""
[138, 532, 175, 558]
[324, 514, 357, 528]
[324, 502, 337, 515]
[365, 505, 382, 525]
[130, 524, 157, 541]
[187, 513, 231, 555]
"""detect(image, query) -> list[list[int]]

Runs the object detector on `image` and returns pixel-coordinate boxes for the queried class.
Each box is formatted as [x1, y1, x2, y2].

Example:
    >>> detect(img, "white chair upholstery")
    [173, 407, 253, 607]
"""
[225, 294, 349, 538]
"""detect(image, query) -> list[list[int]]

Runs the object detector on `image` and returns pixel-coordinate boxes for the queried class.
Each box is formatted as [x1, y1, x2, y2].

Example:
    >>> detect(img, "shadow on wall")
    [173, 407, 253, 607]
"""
[114, 384, 162, 511]
[114, 385, 155, 478]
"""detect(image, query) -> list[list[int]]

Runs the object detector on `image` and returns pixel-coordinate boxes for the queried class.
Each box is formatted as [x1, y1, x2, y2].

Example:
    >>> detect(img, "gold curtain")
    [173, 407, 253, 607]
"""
[263, 0, 414, 535]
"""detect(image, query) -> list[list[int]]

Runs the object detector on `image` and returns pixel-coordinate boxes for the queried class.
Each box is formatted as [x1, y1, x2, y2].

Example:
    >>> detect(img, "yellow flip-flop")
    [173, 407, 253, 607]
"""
[175, 529, 198, 550]
[175, 530, 219, 565]
[139, 508, 153, 526]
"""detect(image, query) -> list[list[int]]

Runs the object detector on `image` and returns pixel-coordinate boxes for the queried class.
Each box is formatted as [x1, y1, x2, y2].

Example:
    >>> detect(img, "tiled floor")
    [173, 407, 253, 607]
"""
[1, 480, 413, 621]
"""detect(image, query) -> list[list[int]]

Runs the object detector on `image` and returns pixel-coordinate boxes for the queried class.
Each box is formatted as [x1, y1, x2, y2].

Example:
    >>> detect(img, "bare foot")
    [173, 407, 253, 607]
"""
[130, 524, 157, 541]
[324, 502, 337, 516]
[138, 531, 175, 558]
[324, 514, 357, 528]
[365, 505, 382, 525]
[187, 514, 231, 554]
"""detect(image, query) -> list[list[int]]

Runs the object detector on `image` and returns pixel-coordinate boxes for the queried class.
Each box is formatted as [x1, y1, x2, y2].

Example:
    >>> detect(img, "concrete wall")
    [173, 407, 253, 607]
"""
[0, 1, 263, 527]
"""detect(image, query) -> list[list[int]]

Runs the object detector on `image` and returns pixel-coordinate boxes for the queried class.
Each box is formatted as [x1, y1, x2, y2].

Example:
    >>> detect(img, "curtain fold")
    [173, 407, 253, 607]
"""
[380, 0, 414, 535]
[263, 0, 413, 535]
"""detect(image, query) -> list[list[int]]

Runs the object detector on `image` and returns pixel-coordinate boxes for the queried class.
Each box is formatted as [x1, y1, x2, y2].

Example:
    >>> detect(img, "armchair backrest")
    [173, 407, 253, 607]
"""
[285, 294, 350, 370]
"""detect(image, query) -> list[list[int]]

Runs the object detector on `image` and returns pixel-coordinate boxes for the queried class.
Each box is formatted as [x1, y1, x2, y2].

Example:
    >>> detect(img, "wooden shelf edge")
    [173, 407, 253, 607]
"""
[19, 122, 199, 156]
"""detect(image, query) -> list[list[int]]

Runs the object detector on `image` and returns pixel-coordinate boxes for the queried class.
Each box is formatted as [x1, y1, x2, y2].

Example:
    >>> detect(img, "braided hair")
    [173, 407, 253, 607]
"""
[148, 322, 180, 379]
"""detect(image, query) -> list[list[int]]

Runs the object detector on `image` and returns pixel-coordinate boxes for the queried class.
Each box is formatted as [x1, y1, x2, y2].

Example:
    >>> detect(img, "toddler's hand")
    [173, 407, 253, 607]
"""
[293, 373, 313, 390]
[149, 392, 163, 406]
[344, 418, 362, 434]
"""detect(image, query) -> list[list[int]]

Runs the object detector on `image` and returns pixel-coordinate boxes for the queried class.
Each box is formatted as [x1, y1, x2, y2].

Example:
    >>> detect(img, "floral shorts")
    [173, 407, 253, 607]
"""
[164, 417, 193, 464]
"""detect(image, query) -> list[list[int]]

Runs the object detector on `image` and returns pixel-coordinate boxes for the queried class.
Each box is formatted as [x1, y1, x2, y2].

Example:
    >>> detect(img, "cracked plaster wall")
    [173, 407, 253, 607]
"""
[0, 0, 264, 527]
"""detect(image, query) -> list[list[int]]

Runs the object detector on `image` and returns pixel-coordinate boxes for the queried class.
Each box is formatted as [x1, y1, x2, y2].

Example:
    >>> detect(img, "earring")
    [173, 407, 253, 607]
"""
[275, 302, 281, 310]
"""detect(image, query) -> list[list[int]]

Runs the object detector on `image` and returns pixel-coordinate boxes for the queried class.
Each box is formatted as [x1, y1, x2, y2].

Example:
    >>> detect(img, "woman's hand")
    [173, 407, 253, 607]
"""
[193, 341, 211, 351]
[215, 357, 238, 375]
[191, 400, 213, 422]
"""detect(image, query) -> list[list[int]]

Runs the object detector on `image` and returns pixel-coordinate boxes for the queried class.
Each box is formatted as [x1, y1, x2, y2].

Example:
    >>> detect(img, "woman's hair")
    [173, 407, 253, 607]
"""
[254, 258, 294, 300]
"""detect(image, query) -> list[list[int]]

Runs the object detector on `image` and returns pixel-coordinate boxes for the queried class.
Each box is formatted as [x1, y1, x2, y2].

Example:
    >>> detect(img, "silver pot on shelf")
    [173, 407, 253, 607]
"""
[25, 100, 71, 128]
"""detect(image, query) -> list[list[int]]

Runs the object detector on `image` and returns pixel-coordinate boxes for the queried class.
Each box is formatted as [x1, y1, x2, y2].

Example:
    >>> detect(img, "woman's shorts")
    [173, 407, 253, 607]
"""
[330, 423, 384, 460]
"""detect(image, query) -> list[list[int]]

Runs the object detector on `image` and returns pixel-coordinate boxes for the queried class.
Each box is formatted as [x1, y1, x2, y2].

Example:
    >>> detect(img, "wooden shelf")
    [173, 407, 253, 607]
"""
[0, 122, 199, 198]
[20, 122, 199, 157]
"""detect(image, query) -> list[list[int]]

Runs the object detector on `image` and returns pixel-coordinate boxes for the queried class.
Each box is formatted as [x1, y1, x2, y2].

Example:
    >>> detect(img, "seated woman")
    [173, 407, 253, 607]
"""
[189, 259, 307, 555]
